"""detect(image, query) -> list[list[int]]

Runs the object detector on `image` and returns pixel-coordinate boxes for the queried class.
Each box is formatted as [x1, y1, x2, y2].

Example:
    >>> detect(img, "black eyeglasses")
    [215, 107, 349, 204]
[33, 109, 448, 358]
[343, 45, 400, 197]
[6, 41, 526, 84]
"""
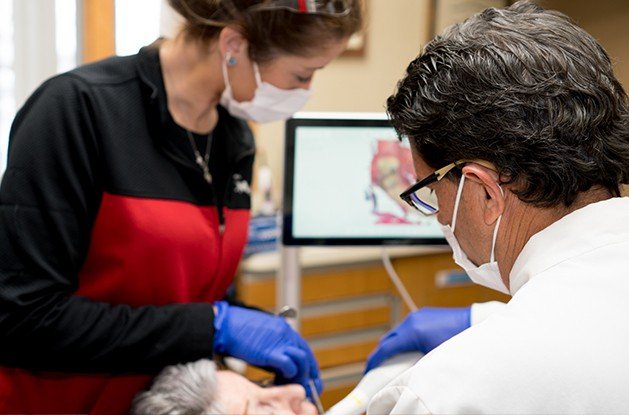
[400, 159, 495, 215]
[249, 0, 351, 16]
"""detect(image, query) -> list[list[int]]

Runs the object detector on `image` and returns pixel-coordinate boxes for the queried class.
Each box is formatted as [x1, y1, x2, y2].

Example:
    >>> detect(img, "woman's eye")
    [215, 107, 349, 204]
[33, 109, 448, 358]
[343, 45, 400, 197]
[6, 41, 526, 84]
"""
[296, 75, 312, 83]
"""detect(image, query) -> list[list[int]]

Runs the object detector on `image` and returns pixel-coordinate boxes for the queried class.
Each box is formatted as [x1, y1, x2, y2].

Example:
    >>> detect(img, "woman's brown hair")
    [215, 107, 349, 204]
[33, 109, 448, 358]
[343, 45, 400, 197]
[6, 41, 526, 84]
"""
[167, 0, 363, 62]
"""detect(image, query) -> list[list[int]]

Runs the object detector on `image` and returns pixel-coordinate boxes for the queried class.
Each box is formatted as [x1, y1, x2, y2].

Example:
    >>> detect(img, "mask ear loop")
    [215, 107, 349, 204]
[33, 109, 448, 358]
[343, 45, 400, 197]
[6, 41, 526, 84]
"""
[222, 53, 234, 92]
[251, 62, 263, 87]
[489, 185, 505, 263]
[451, 174, 466, 232]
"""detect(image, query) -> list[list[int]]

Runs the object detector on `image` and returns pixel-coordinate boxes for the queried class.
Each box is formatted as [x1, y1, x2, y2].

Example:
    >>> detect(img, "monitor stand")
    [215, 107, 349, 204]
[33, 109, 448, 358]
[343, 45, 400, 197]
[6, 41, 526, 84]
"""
[278, 245, 301, 330]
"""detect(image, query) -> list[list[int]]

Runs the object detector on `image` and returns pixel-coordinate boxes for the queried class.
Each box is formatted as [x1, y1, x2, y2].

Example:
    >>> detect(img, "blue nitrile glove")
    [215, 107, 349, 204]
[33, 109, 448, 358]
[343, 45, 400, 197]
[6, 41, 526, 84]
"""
[212, 301, 322, 397]
[365, 306, 471, 373]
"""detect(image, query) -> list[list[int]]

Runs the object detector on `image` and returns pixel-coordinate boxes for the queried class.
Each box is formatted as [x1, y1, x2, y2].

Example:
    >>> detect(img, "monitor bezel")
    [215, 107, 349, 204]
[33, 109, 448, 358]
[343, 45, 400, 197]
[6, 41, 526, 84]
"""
[282, 115, 448, 247]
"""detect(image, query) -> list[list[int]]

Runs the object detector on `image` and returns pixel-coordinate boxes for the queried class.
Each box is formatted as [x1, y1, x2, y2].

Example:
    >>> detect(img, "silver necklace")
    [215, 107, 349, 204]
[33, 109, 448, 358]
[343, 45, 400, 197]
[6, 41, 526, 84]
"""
[186, 130, 213, 184]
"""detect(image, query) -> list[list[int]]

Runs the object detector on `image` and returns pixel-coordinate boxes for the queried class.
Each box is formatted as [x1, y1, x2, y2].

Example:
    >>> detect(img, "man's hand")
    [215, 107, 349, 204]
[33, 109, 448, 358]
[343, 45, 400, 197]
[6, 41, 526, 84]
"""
[365, 306, 471, 372]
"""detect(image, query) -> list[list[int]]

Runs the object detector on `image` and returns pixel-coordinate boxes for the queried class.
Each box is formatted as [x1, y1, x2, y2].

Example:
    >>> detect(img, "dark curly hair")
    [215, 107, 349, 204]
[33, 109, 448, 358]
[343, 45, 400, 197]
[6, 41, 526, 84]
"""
[387, 0, 629, 207]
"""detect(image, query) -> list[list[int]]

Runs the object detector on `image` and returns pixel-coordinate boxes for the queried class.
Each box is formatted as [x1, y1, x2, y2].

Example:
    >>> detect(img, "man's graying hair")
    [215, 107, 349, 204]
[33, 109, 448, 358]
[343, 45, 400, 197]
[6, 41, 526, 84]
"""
[387, 0, 629, 207]
[131, 359, 225, 415]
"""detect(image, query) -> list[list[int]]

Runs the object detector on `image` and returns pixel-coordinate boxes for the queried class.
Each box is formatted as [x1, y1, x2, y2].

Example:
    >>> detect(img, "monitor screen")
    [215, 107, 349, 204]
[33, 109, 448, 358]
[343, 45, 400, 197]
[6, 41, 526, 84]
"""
[282, 113, 447, 246]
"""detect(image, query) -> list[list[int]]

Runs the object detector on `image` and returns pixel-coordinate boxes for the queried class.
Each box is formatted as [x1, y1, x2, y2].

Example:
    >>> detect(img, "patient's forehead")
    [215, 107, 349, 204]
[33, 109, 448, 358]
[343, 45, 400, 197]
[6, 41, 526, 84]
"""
[216, 371, 253, 414]
[217, 370, 250, 385]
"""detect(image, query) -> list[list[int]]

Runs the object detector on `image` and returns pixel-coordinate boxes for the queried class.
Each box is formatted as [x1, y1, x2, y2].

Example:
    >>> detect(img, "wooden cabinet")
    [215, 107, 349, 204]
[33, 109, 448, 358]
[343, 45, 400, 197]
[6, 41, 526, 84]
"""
[236, 247, 509, 409]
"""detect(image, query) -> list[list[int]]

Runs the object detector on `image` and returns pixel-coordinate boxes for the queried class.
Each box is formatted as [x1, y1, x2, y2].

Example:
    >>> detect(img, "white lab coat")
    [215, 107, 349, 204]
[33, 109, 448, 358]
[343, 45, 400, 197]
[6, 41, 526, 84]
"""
[368, 197, 629, 414]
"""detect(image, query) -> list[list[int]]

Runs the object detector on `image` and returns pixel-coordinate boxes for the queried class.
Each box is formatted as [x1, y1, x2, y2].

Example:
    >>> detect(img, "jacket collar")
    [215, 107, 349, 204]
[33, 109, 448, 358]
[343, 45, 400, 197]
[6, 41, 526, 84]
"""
[509, 197, 629, 294]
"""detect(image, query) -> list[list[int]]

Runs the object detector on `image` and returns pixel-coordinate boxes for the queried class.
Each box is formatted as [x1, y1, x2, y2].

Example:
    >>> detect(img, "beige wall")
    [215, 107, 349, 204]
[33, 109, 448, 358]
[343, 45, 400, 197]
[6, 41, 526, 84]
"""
[253, 0, 629, 211]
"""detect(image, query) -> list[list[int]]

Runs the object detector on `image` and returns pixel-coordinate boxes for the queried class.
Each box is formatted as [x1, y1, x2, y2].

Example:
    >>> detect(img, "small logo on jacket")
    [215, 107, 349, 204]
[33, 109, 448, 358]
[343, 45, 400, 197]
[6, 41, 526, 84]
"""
[233, 174, 251, 195]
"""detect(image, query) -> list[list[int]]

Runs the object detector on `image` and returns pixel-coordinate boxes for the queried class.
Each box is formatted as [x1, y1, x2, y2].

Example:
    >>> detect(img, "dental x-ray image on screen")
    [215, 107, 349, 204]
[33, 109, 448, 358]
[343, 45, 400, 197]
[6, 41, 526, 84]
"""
[282, 113, 447, 246]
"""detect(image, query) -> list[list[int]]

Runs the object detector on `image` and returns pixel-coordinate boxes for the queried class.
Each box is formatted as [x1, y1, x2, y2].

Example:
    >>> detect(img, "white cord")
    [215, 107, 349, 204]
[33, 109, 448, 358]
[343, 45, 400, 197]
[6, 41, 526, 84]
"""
[381, 248, 418, 312]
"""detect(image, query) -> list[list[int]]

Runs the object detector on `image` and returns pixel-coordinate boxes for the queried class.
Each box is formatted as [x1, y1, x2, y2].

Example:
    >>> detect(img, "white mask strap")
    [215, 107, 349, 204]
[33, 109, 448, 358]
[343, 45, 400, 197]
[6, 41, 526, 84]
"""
[252, 62, 262, 86]
[451, 174, 466, 232]
[490, 215, 500, 262]
[489, 185, 505, 262]
[221, 56, 231, 90]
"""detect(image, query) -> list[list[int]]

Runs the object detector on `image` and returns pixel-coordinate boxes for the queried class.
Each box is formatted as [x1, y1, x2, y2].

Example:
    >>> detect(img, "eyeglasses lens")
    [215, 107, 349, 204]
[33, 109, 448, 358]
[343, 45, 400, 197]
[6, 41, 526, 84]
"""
[409, 187, 439, 215]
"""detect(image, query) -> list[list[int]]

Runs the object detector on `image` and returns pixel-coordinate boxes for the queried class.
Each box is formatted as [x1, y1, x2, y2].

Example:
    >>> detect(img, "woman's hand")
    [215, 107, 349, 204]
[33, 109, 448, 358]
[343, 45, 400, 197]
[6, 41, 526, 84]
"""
[212, 301, 322, 398]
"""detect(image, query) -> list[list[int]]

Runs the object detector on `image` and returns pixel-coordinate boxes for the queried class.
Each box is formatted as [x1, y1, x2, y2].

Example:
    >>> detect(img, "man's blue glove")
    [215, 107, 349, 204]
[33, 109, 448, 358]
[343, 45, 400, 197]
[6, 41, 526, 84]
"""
[365, 306, 471, 373]
[212, 301, 322, 397]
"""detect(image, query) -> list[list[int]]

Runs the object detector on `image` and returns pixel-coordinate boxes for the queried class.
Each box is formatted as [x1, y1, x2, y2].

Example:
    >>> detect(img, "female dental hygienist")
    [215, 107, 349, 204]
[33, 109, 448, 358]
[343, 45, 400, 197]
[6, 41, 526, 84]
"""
[0, 1, 362, 413]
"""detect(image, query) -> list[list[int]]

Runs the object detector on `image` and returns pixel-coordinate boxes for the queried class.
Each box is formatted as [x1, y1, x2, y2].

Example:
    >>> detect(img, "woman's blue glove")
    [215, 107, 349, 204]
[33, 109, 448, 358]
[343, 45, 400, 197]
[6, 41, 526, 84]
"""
[212, 301, 322, 396]
[365, 306, 471, 373]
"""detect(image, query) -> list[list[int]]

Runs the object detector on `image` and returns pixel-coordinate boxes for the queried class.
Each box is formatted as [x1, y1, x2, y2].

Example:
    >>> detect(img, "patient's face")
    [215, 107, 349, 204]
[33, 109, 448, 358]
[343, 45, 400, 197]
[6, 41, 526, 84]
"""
[217, 371, 318, 415]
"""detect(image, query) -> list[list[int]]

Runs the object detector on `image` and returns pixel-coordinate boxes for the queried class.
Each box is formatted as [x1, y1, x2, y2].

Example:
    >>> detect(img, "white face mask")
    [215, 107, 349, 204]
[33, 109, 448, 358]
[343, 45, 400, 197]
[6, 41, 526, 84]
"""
[439, 174, 510, 295]
[219, 58, 312, 123]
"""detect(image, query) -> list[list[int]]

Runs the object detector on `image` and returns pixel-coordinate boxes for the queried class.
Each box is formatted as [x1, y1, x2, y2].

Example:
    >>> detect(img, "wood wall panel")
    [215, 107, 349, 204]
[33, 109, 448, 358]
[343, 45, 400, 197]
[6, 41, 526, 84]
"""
[301, 306, 390, 338]
[238, 265, 394, 310]
[82, 0, 115, 63]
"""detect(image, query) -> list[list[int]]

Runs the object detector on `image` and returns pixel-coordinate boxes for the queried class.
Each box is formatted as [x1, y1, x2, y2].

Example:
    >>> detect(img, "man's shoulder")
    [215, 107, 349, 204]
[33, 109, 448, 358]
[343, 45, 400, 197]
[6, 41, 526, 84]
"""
[384, 285, 629, 413]
[372, 322, 525, 413]
[368, 375, 432, 415]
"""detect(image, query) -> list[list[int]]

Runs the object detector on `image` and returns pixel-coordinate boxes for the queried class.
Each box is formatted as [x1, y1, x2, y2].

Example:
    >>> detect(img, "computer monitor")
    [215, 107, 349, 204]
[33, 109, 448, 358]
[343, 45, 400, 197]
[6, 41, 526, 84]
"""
[282, 112, 447, 246]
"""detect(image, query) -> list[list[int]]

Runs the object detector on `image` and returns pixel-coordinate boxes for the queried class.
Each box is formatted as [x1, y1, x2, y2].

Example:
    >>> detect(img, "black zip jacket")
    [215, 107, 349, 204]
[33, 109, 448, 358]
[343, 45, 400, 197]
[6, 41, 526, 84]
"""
[0, 43, 255, 414]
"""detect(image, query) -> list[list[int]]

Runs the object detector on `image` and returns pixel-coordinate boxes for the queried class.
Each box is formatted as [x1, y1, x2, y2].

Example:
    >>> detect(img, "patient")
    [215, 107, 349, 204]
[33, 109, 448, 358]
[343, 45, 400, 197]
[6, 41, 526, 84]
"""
[132, 359, 318, 415]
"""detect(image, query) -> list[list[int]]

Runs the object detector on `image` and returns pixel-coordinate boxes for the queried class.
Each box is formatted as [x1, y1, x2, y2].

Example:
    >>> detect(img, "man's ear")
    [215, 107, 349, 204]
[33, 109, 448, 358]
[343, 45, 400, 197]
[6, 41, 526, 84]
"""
[217, 26, 248, 61]
[461, 163, 505, 226]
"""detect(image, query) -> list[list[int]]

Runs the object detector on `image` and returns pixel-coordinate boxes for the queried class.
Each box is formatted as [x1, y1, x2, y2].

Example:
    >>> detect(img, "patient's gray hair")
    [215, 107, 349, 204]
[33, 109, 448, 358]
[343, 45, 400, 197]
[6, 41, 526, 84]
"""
[132, 359, 225, 415]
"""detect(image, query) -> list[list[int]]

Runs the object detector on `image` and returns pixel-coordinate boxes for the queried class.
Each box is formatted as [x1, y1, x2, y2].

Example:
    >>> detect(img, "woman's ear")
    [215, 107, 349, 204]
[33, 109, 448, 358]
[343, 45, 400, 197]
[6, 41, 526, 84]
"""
[218, 27, 248, 61]
[461, 163, 505, 226]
